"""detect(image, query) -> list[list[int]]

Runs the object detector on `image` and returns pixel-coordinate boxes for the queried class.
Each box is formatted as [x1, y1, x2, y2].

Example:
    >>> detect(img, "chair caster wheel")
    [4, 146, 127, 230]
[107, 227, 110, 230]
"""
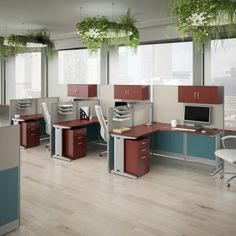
[220, 175, 224, 179]
[226, 183, 230, 188]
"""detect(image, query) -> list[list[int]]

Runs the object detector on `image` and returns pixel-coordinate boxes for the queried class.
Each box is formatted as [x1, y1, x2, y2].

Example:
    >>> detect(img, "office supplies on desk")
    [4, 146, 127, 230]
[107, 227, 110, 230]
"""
[57, 103, 74, 114]
[80, 106, 90, 120]
[171, 119, 178, 127]
[112, 127, 131, 133]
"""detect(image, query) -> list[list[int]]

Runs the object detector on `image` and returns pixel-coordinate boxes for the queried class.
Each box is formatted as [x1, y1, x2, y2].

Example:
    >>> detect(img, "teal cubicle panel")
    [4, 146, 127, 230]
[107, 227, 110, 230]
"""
[152, 131, 184, 154]
[187, 134, 216, 160]
[85, 123, 100, 142]
[108, 137, 114, 171]
[0, 167, 19, 227]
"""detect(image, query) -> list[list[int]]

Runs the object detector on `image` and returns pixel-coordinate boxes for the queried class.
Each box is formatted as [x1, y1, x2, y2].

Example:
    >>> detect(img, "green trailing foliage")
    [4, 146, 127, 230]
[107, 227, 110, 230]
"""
[76, 9, 139, 53]
[170, 0, 236, 49]
[0, 31, 55, 59]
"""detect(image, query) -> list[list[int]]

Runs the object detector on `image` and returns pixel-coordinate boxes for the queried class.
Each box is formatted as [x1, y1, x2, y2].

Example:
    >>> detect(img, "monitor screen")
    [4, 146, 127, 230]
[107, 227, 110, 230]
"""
[115, 101, 128, 107]
[184, 105, 211, 124]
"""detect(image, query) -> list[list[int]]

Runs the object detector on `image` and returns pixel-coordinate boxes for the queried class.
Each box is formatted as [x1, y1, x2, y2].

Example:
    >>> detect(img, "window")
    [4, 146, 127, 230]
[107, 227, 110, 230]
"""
[15, 52, 41, 98]
[58, 49, 100, 84]
[110, 41, 193, 85]
[205, 38, 236, 129]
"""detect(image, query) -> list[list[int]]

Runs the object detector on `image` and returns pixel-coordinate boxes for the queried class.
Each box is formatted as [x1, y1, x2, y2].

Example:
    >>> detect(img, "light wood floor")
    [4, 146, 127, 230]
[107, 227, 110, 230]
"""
[7, 141, 236, 236]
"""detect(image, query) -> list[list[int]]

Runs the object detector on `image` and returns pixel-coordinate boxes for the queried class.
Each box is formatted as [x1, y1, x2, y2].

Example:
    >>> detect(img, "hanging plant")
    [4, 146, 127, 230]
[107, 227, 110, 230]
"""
[170, 0, 236, 48]
[76, 9, 139, 53]
[0, 31, 55, 59]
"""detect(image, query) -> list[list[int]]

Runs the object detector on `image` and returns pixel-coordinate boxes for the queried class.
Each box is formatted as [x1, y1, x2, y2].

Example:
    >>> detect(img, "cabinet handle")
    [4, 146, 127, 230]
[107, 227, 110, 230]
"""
[141, 155, 147, 159]
[124, 90, 127, 95]
[127, 89, 130, 95]
[141, 142, 146, 145]
[194, 91, 197, 99]
[141, 149, 147, 152]
[30, 128, 37, 131]
[30, 133, 36, 136]
[197, 92, 200, 99]
[77, 142, 83, 145]
[77, 136, 83, 139]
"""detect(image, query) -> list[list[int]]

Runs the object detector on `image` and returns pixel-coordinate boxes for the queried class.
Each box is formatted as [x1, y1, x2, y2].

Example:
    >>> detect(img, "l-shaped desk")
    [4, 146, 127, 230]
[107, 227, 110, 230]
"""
[110, 122, 223, 179]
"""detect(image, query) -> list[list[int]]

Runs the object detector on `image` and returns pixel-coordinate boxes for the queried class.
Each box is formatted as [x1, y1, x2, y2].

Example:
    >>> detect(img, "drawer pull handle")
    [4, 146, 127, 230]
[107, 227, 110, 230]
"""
[141, 149, 147, 152]
[77, 142, 83, 145]
[30, 128, 36, 131]
[141, 156, 146, 159]
[77, 136, 83, 139]
[30, 133, 36, 136]
[30, 124, 36, 126]
[141, 142, 146, 145]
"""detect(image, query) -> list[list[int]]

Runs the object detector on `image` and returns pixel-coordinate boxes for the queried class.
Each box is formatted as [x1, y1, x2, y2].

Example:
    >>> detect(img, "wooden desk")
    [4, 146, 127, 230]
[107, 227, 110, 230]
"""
[12, 114, 44, 124]
[110, 122, 223, 179]
[52, 117, 100, 161]
[53, 117, 99, 129]
[111, 122, 223, 138]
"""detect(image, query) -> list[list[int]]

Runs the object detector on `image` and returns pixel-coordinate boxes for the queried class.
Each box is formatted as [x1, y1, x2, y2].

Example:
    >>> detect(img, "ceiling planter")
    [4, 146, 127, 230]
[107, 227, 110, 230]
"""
[76, 9, 139, 53]
[0, 31, 55, 59]
[170, 0, 236, 48]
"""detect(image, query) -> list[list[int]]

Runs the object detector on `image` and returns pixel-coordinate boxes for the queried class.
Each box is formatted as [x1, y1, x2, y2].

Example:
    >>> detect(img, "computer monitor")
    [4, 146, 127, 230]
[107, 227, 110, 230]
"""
[115, 101, 128, 107]
[184, 105, 211, 126]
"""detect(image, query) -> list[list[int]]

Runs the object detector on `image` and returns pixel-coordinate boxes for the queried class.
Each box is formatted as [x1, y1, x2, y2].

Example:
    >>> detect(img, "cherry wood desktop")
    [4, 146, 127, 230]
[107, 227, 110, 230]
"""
[111, 122, 223, 138]
[53, 117, 99, 129]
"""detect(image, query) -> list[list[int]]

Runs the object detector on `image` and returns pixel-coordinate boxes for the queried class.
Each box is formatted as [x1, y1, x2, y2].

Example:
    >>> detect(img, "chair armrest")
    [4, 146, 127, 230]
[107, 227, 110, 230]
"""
[222, 135, 236, 141]
[222, 135, 236, 149]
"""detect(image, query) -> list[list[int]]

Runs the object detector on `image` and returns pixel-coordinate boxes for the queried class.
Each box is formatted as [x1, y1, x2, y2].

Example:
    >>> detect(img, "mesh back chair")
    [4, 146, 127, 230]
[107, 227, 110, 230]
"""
[41, 102, 51, 150]
[215, 135, 236, 188]
[95, 105, 108, 157]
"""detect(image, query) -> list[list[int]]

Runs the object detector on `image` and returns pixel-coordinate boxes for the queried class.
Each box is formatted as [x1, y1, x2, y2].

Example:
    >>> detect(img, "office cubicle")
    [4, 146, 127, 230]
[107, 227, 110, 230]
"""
[0, 125, 20, 235]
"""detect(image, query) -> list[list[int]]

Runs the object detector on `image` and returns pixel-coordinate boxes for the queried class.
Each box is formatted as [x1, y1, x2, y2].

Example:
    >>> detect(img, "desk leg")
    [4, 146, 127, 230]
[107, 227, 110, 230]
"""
[209, 133, 223, 176]
[111, 136, 137, 179]
[53, 127, 71, 162]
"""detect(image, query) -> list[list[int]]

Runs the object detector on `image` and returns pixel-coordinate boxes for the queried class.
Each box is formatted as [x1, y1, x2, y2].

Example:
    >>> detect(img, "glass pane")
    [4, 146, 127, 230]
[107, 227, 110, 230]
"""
[58, 49, 100, 84]
[15, 52, 41, 98]
[207, 39, 236, 129]
[111, 42, 193, 85]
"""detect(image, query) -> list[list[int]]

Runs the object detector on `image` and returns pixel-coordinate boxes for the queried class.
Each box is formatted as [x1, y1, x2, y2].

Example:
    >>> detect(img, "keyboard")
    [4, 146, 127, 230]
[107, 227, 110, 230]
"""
[173, 127, 196, 132]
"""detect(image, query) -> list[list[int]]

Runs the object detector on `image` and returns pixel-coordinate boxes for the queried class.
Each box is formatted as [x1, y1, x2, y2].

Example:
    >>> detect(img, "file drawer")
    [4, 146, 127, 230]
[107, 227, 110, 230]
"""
[63, 128, 87, 159]
[124, 137, 150, 177]
[21, 121, 40, 148]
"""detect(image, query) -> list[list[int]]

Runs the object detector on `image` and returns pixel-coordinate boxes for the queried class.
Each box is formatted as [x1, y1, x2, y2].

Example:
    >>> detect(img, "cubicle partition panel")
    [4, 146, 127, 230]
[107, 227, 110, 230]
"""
[9, 98, 37, 119]
[99, 85, 115, 117]
[132, 102, 153, 126]
[36, 97, 59, 114]
[0, 105, 10, 125]
[0, 125, 20, 236]
[153, 86, 224, 129]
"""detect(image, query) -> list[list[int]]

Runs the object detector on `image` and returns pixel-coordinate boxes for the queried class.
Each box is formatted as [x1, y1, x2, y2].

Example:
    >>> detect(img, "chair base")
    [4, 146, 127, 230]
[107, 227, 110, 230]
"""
[220, 171, 236, 188]
[99, 150, 107, 157]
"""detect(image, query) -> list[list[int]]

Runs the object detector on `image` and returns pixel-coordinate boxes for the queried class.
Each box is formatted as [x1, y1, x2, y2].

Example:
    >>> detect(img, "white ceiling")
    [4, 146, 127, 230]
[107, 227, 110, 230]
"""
[0, 0, 170, 39]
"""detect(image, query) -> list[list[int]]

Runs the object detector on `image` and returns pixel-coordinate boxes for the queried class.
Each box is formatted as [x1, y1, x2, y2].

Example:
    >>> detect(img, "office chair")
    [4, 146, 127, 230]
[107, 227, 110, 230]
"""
[95, 105, 108, 157]
[41, 102, 51, 150]
[215, 135, 236, 188]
